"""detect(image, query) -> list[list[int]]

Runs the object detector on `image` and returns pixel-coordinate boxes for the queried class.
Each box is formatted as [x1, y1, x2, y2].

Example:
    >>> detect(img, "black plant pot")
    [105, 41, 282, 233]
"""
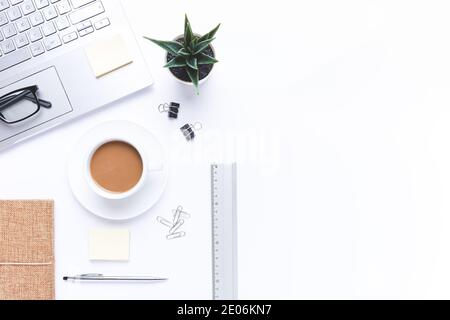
[166, 35, 215, 86]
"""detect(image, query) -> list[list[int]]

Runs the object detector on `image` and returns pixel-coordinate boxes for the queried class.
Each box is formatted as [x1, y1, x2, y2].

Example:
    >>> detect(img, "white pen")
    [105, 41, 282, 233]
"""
[63, 273, 168, 282]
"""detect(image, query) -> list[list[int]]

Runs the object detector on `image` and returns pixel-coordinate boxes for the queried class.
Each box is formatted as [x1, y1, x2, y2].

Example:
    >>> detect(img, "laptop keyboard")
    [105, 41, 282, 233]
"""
[0, 0, 110, 72]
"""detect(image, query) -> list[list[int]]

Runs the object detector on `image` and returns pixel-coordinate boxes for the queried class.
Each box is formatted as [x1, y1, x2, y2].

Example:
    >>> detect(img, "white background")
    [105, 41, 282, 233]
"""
[3, 0, 450, 299]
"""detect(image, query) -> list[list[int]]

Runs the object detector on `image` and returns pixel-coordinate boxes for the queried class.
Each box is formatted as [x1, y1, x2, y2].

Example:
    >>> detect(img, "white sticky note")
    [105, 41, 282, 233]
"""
[85, 34, 133, 78]
[89, 229, 130, 261]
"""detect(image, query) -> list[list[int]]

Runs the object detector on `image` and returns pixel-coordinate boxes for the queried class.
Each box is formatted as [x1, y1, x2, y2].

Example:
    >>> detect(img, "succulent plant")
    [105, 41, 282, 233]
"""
[144, 15, 220, 94]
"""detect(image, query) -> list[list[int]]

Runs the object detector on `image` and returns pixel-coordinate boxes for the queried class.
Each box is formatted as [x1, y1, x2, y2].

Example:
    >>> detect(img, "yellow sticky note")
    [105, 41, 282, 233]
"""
[89, 229, 130, 261]
[85, 34, 133, 78]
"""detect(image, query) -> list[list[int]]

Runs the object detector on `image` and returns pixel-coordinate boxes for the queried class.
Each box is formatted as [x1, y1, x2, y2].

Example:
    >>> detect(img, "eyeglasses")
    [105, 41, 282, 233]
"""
[0, 85, 52, 124]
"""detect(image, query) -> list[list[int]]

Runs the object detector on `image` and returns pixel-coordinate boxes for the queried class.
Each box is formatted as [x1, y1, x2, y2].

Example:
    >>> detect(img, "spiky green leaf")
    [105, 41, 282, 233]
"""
[184, 14, 193, 48]
[197, 53, 218, 65]
[193, 37, 215, 55]
[190, 37, 198, 48]
[186, 67, 199, 94]
[186, 57, 198, 70]
[198, 23, 221, 43]
[164, 56, 188, 68]
[177, 48, 190, 57]
[143, 37, 183, 54]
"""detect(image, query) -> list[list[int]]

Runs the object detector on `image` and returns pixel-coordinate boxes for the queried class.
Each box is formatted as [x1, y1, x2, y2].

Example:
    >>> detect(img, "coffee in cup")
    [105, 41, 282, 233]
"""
[90, 141, 143, 193]
[86, 139, 163, 200]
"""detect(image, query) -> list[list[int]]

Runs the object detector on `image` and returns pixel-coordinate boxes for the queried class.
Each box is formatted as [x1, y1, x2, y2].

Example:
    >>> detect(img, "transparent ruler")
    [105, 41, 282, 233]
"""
[211, 163, 238, 300]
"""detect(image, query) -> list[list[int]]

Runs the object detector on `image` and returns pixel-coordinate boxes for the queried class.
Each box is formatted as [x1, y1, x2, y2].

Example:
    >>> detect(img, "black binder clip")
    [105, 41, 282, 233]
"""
[159, 102, 180, 119]
[180, 122, 202, 141]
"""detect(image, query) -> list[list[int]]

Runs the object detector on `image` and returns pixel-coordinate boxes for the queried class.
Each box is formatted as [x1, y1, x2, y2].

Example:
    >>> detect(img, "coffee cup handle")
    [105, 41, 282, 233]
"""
[148, 161, 163, 172]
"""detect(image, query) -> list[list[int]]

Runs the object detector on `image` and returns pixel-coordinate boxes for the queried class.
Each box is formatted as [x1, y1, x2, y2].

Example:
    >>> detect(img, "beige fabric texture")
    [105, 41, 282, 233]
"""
[0, 200, 54, 300]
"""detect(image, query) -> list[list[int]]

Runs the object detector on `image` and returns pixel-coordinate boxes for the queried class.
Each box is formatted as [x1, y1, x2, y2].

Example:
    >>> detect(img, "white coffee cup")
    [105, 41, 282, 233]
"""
[85, 138, 163, 200]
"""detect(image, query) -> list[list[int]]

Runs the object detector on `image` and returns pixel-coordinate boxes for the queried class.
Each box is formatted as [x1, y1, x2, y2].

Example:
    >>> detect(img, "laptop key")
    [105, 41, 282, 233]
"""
[70, 0, 95, 8]
[29, 11, 44, 26]
[28, 27, 43, 41]
[43, 33, 61, 50]
[42, 21, 56, 35]
[76, 20, 91, 31]
[69, 1, 104, 24]
[14, 33, 29, 48]
[2, 24, 17, 38]
[94, 17, 109, 30]
[35, 0, 49, 9]
[30, 41, 45, 56]
[55, 15, 70, 30]
[6, 6, 22, 21]
[10, 0, 24, 5]
[42, 5, 57, 20]
[62, 31, 77, 43]
[20, 0, 35, 15]
[16, 17, 31, 32]
[0, 12, 7, 26]
[0, 38, 15, 54]
[1, 47, 30, 72]
[78, 25, 93, 37]
[56, 0, 71, 15]
[0, 0, 9, 11]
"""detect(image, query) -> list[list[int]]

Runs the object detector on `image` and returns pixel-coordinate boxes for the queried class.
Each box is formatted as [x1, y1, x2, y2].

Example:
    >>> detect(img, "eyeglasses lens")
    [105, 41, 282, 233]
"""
[0, 89, 39, 123]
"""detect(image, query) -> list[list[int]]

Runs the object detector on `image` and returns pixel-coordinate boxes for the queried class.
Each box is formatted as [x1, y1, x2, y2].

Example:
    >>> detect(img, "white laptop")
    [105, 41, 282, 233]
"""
[0, 0, 153, 151]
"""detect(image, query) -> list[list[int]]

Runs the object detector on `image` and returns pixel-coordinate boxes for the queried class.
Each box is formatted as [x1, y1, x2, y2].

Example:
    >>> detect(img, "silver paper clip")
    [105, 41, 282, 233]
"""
[156, 205, 191, 240]
[172, 205, 190, 223]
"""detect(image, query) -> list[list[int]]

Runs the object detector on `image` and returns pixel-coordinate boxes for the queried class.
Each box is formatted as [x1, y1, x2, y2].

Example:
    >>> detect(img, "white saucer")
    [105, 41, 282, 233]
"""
[67, 120, 168, 221]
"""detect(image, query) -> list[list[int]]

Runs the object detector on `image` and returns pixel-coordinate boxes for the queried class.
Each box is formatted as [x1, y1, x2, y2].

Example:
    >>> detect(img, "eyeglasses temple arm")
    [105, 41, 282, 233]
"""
[23, 95, 52, 108]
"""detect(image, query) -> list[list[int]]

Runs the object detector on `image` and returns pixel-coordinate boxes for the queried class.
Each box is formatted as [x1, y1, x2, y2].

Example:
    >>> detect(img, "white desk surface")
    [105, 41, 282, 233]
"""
[3, 0, 450, 299]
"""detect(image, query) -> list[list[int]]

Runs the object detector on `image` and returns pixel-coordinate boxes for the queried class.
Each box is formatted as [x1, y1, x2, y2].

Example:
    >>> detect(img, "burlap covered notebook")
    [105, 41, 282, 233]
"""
[0, 200, 55, 300]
